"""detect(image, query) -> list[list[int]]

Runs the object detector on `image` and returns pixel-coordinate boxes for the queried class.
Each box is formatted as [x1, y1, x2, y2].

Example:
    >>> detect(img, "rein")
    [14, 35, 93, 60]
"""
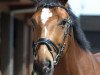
[32, 6, 73, 67]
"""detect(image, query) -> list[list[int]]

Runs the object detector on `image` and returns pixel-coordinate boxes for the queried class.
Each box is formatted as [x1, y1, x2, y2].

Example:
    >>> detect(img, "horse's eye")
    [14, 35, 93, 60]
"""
[27, 19, 35, 27]
[59, 19, 67, 26]
[27, 19, 36, 31]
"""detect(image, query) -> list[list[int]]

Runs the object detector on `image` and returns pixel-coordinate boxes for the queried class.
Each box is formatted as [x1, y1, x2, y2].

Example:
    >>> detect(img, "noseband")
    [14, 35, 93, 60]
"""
[32, 6, 72, 67]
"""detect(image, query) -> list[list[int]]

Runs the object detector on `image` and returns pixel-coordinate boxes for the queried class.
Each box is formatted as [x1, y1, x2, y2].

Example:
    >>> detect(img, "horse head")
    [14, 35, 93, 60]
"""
[31, 0, 72, 75]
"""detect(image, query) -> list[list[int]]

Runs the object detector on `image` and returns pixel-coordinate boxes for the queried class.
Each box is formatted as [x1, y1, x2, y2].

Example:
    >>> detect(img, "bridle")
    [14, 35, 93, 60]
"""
[32, 5, 73, 67]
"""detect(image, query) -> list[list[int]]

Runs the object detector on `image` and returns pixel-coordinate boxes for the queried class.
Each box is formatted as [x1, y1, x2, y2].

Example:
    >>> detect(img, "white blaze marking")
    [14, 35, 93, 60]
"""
[41, 27, 48, 54]
[41, 8, 52, 24]
[44, 27, 48, 37]
[43, 46, 46, 54]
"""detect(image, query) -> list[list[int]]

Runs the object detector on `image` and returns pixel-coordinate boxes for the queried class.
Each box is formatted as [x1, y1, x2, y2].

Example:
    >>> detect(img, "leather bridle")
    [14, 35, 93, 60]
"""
[32, 5, 73, 67]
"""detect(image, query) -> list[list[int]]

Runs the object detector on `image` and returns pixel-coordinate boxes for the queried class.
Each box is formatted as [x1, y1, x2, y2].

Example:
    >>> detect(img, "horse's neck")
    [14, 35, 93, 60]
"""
[53, 36, 100, 75]
[64, 42, 94, 75]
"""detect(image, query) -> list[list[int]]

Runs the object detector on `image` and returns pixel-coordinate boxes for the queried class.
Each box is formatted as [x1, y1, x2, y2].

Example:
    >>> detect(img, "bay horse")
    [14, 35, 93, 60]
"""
[31, 0, 100, 75]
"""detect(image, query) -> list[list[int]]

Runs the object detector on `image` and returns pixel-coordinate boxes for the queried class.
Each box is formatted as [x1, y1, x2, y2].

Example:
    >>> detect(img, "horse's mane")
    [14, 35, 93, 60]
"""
[33, 0, 91, 51]
[67, 7, 91, 50]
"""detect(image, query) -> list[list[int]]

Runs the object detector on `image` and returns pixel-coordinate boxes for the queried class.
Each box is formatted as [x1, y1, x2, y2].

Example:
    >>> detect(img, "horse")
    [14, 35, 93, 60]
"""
[30, 0, 100, 75]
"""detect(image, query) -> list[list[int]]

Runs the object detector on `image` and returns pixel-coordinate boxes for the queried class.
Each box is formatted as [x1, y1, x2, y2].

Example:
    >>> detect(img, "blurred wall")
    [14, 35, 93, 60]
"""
[80, 15, 100, 53]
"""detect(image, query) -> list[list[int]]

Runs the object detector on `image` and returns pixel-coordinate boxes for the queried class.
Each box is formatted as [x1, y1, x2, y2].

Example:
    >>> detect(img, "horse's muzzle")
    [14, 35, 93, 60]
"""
[33, 59, 53, 75]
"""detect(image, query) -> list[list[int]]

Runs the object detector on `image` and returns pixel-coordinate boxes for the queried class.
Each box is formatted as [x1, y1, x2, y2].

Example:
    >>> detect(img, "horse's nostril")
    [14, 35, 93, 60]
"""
[46, 60, 52, 68]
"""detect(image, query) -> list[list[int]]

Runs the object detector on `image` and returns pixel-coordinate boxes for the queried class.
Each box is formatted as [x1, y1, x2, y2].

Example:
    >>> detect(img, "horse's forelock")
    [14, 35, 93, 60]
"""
[32, 0, 68, 7]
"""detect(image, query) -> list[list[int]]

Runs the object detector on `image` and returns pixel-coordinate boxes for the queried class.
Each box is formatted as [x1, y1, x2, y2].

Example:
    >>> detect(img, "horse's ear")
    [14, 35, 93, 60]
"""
[59, 0, 68, 5]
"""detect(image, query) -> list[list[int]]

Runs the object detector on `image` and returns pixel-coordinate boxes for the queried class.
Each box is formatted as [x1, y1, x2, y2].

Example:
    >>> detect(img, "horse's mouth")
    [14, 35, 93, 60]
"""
[33, 70, 52, 75]
[33, 69, 53, 75]
[33, 63, 54, 75]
